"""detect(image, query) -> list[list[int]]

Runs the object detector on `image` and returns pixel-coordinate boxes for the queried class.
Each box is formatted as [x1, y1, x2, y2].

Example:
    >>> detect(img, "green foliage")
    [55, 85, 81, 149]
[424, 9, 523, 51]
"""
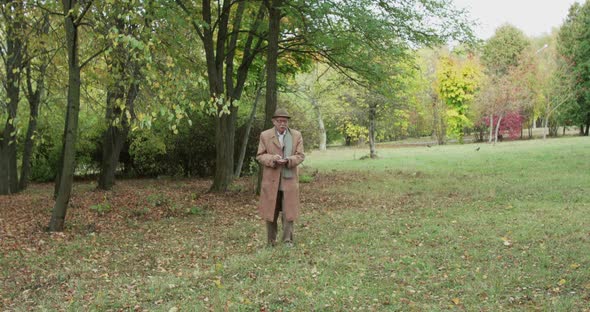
[377, 109, 411, 141]
[338, 122, 369, 145]
[298, 174, 313, 183]
[25, 104, 103, 181]
[445, 108, 473, 140]
[436, 55, 482, 142]
[129, 129, 167, 177]
[557, 1, 590, 129]
[244, 157, 259, 177]
[89, 195, 112, 215]
[437, 56, 481, 112]
[481, 25, 530, 77]
[29, 156, 56, 182]
[164, 112, 217, 177]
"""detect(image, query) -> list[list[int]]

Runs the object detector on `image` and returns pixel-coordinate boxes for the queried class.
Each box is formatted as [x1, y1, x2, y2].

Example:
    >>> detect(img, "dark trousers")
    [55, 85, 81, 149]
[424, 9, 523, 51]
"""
[266, 191, 293, 245]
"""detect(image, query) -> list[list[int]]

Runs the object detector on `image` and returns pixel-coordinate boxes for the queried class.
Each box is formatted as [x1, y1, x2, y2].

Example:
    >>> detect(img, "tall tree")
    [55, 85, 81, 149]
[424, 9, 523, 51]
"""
[263, 0, 282, 130]
[482, 24, 530, 77]
[49, 0, 100, 232]
[297, 0, 474, 156]
[536, 43, 576, 140]
[0, 0, 25, 195]
[558, 1, 590, 135]
[20, 12, 52, 191]
[175, 0, 266, 192]
[436, 54, 482, 143]
[97, 1, 150, 190]
[480, 24, 529, 142]
[291, 64, 340, 151]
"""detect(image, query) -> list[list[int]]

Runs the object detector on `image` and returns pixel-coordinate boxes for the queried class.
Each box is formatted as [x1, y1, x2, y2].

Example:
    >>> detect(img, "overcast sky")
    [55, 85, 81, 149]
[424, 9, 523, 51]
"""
[452, 0, 579, 39]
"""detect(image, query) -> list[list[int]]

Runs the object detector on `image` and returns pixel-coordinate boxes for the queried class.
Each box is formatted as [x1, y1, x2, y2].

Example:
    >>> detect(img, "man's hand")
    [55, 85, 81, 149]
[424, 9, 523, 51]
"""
[273, 154, 287, 166]
[276, 158, 288, 165]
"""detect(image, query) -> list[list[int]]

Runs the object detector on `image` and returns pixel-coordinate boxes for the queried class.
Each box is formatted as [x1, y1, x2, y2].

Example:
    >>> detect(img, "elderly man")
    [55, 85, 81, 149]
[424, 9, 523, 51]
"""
[256, 108, 305, 247]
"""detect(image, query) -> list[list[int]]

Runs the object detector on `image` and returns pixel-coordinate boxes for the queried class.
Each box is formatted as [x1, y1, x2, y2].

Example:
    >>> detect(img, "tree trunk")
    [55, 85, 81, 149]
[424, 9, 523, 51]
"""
[98, 41, 140, 190]
[20, 85, 41, 191]
[98, 90, 125, 190]
[368, 104, 377, 158]
[257, 0, 282, 195]
[0, 1, 24, 195]
[311, 98, 327, 151]
[431, 97, 445, 145]
[49, 1, 81, 232]
[176, 0, 264, 192]
[493, 115, 503, 145]
[488, 114, 494, 143]
[211, 108, 238, 191]
[20, 13, 49, 191]
[204, 0, 261, 192]
[543, 115, 549, 140]
[235, 77, 263, 178]
[263, 0, 282, 130]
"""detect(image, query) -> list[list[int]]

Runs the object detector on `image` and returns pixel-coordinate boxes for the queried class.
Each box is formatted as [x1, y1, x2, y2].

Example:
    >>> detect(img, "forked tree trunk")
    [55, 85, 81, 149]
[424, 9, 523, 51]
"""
[181, 0, 263, 192]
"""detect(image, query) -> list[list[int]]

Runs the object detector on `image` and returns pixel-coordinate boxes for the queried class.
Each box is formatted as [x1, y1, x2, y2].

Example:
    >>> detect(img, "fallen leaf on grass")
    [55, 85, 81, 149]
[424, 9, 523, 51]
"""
[501, 236, 512, 246]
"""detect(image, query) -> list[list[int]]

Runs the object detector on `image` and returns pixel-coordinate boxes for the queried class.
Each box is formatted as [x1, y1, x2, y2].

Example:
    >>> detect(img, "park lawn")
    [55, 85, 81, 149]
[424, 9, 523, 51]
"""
[1, 137, 589, 311]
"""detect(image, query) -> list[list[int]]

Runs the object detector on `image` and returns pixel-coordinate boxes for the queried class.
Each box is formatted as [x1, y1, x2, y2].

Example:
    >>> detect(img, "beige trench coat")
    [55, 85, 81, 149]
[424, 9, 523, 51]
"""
[256, 128, 305, 222]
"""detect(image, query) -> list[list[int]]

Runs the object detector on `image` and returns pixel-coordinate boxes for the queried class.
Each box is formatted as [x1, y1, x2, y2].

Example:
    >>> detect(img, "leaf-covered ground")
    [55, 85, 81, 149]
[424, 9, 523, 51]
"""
[1, 137, 590, 311]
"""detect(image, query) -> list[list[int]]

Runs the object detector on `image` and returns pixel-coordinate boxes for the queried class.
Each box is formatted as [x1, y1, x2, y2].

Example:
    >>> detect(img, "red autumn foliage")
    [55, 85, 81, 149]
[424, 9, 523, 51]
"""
[480, 111, 524, 139]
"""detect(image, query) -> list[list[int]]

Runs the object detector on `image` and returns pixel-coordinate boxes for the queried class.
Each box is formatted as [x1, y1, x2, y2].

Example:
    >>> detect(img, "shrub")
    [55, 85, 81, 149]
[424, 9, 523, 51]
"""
[129, 129, 167, 177]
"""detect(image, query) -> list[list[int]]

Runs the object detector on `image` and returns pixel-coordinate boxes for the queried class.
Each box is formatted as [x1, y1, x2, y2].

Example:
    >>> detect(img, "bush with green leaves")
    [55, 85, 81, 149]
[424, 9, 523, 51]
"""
[129, 129, 167, 177]
[27, 109, 102, 182]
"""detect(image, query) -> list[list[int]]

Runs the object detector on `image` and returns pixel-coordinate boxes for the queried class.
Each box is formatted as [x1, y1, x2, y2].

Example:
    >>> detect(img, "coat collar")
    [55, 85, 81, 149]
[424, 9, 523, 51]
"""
[271, 127, 289, 149]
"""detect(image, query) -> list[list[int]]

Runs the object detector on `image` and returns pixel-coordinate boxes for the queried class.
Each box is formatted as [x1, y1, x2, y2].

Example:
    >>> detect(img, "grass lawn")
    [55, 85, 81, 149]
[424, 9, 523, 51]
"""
[1, 137, 589, 311]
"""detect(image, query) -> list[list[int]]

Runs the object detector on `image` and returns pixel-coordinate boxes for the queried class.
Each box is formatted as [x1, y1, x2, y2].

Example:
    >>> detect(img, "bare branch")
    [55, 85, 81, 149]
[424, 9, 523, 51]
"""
[174, 0, 205, 41]
[74, 0, 94, 26]
[33, 3, 64, 17]
[80, 45, 109, 69]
